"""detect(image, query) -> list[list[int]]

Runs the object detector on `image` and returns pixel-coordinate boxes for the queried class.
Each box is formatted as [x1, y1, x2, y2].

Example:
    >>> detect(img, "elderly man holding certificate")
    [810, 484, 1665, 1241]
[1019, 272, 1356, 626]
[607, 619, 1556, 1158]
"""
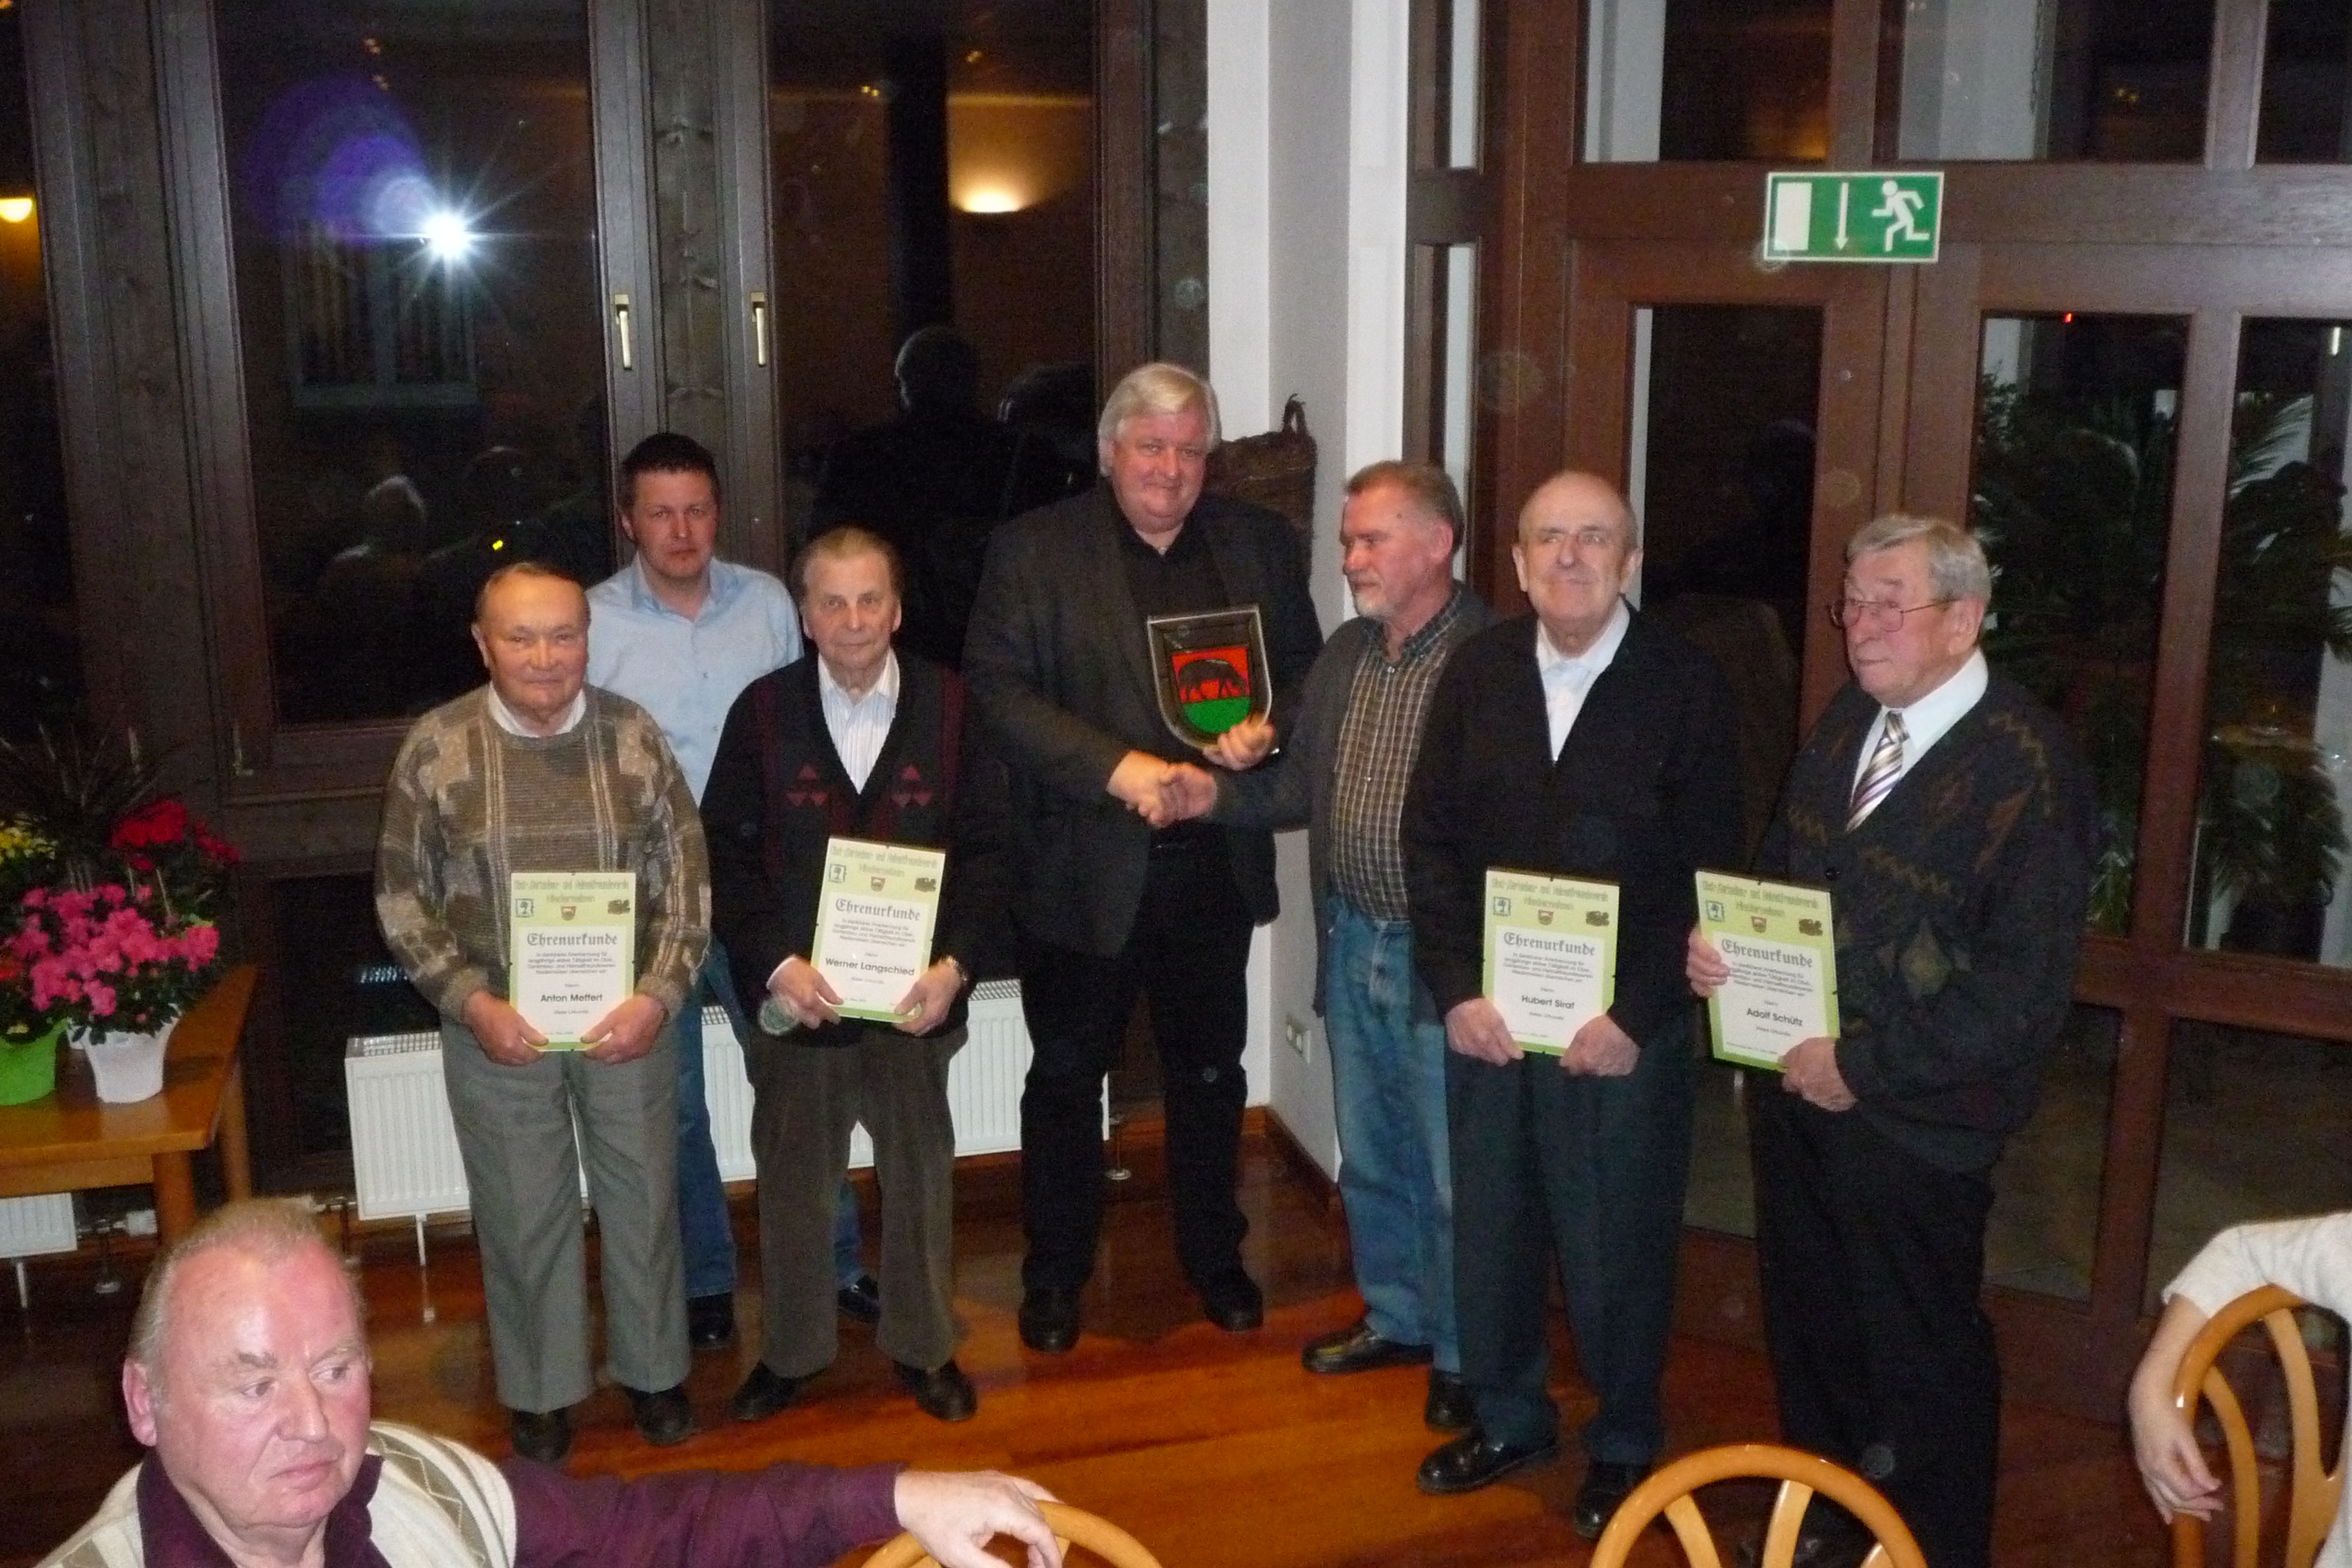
[1402, 472, 1742, 1528]
[1687, 515, 2094, 1568]
[703, 526, 1010, 1426]
[375, 561, 709, 1464]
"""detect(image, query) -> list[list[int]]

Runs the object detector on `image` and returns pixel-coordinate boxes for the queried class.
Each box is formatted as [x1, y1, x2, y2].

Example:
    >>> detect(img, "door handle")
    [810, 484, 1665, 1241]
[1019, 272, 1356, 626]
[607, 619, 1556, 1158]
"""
[612, 292, 633, 371]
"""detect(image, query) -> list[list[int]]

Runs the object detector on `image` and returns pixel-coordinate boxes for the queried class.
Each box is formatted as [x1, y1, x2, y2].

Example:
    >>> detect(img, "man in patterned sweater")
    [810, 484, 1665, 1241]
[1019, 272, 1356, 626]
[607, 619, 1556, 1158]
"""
[1689, 514, 2097, 1568]
[375, 562, 709, 1464]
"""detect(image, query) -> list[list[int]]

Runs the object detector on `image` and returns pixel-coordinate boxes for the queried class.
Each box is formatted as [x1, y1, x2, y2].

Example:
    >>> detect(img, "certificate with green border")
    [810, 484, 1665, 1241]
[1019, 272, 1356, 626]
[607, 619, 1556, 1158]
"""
[810, 837, 946, 1024]
[1696, 870, 1839, 1071]
[1482, 868, 1618, 1055]
[509, 871, 636, 1048]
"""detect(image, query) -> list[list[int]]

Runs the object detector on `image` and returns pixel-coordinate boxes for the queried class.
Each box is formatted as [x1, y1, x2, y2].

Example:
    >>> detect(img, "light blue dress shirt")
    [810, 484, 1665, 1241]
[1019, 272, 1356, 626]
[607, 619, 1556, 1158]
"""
[587, 556, 805, 801]
[1534, 598, 1632, 759]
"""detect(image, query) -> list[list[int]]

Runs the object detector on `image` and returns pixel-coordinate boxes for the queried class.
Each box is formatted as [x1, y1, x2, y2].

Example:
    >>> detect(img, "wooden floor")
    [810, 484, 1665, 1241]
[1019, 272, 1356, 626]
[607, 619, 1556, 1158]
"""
[2, 1129, 2168, 1567]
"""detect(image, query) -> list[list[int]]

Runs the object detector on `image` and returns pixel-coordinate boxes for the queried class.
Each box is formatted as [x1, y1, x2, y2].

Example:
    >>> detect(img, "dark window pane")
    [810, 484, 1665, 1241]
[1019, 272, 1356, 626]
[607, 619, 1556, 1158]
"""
[1155, 0, 1207, 372]
[1986, 1005, 2116, 1300]
[1659, 0, 1832, 161]
[2150, 1022, 2352, 1308]
[1639, 305, 1818, 860]
[2186, 320, 2352, 965]
[1972, 313, 2184, 934]
[217, 3, 614, 726]
[0, 10, 79, 740]
[2259, 0, 2352, 162]
[775, 0, 1096, 669]
[268, 874, 436, 1166]
[1582, 0, 1829, 162]
[1891, 0, 2211, 161]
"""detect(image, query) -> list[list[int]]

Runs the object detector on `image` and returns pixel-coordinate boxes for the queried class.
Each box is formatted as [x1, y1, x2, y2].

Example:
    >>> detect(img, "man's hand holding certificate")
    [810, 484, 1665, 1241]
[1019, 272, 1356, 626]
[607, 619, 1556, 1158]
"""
[1690, 870, 1839, 1072]
[807, 838, 948, 1025]
[1480, 869, 1620, 1057]
[508, 871, 638, 1050]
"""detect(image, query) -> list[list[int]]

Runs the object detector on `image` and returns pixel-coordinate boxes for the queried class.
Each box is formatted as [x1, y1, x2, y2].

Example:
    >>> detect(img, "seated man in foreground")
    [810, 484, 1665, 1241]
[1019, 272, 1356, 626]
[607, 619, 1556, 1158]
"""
[39, 1199, 1063, 1568]
[2128, 1210, 2352, 1567]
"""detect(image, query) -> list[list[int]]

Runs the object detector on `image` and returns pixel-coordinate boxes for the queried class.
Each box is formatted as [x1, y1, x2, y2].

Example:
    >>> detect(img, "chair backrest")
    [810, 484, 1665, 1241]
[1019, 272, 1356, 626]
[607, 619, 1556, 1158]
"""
[1589, 1442, 1928, 1568]
[861, 1500, 1164, 1568]
[2168, 1283, 2347, 1568]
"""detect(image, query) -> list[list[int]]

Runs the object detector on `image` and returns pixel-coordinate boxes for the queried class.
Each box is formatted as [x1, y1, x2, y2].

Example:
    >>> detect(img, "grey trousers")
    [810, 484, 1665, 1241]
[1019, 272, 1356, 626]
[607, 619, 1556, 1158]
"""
[441, 1018, 689, 1413]
[749, 1023, 963, 1376]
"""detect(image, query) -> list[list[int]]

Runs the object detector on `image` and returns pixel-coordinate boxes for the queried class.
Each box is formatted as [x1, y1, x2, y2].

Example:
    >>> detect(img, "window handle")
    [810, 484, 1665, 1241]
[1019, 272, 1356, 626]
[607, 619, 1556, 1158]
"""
[612, 293, 633, 371]
[750, 290, 769, 367]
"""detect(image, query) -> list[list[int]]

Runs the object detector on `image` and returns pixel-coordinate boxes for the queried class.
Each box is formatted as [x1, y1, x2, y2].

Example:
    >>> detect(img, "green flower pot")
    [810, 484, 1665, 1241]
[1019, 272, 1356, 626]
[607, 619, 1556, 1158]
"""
[0, 1023, 62, 1106]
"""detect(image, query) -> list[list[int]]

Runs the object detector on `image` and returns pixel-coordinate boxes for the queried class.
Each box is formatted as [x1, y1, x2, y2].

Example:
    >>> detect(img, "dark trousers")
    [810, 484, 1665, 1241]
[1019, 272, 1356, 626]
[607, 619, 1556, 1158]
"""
[746, 1024, 964, 1377]
[1750, 1092, 2001, 1568]
[1447, 1027, 1694, 1462]
[1017, 838, 1253, 1293]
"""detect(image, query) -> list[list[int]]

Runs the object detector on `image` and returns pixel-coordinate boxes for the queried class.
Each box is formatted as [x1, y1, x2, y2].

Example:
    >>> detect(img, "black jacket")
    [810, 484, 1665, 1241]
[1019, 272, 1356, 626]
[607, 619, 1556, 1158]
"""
[963, 485, 1322, 956]
[703, 651, 1010, 1044]
[1404, 610, 1746, 1048]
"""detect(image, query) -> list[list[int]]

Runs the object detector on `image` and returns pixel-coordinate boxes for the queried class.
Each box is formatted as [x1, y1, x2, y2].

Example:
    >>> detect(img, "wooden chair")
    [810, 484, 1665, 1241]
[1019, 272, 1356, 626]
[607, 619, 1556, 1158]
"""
[1589, 1442, 1927, 1568]
[862, 1500, 1164, 1568]
[2168, 1283, 2346, 1568]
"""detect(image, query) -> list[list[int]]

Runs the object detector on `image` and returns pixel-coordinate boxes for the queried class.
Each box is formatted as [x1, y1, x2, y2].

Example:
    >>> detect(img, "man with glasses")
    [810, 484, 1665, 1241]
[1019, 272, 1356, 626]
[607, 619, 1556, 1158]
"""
[1687, 514, 2096, 1568]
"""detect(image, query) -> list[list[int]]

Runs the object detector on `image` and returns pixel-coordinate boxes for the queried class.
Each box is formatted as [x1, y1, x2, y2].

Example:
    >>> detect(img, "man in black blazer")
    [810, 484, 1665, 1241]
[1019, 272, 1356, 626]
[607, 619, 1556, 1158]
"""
[963, 362, 1322, 1353]
[1689, 516, 2095, 1568]
[703, 527, 1011, 1427]
[1404, 473, 1743, 1529]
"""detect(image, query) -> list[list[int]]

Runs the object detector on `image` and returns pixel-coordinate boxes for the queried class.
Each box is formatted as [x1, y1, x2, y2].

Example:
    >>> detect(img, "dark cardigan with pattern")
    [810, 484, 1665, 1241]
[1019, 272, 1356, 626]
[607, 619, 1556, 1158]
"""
[701, 651, 1010, 1046]
[1757, 670, 2098, 1173]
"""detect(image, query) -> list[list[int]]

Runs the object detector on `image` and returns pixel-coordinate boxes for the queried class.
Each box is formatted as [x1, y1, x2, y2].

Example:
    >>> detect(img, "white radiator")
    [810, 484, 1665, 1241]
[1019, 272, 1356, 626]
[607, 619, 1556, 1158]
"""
[0, 1193, 77, 1260]
[347, 982, 1035, 1224]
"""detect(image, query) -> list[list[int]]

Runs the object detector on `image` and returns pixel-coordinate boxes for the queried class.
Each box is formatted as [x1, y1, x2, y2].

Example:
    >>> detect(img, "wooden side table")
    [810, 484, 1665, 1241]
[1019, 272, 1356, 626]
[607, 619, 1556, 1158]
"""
[0, 966, 255, 1243]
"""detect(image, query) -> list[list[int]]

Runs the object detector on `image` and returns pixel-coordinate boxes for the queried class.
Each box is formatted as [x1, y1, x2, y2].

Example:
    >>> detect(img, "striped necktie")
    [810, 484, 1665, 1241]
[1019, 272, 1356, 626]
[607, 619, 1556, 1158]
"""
[1847, 711, 1908, 829]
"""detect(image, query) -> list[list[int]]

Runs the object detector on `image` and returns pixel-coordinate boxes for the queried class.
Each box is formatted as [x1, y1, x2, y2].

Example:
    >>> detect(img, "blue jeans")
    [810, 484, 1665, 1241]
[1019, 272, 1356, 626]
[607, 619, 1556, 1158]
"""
[1322, 896, 1457, 1371]
[686, 943, 865, 1292]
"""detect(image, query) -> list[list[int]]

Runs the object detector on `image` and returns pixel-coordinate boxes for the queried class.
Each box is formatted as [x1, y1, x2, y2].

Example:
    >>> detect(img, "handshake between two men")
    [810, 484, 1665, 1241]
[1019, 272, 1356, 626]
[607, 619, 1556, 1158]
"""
[1104, 716, 1276, 826]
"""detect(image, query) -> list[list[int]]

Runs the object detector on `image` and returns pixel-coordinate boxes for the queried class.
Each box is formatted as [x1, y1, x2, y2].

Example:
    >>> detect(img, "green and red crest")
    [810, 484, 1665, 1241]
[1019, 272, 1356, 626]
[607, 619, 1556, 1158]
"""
[1146, 607, 1273, 747]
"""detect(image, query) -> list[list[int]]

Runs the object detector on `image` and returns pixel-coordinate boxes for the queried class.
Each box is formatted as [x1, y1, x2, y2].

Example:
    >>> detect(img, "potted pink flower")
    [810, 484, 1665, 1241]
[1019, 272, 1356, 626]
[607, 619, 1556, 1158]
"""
[6, 883, 224, 1102]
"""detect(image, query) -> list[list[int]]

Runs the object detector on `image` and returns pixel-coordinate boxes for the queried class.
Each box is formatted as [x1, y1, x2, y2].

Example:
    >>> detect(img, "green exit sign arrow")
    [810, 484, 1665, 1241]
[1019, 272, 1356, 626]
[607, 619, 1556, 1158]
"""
[1762, 171, 1944, 264]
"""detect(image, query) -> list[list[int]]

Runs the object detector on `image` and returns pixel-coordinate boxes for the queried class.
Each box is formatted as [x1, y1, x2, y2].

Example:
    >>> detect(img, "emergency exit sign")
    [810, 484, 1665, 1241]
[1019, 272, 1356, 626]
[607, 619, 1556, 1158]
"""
[1762, 172, 1943, 264]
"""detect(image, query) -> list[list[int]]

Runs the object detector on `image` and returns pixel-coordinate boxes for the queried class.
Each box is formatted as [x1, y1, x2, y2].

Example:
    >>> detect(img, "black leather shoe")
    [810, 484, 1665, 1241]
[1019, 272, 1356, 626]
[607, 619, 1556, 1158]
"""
[894, 1357, 979, 1422]
[1571, 1460, 1651, 1540]
[1018, 1286, 1083, 1353]
[1198, 1268, 1264, 1331]
[623, 1382, 696, 1446]
[687, 1292, 736, 1349]
[1302, 1317, 1433, 1375]
[1415, 1429, 1562, 1496]
[729, 1362, 808, 1424]
[836, 1273, 881, 1324]
[1424, 1369, 1476, 1432]
[508, 1406, 572, 1465]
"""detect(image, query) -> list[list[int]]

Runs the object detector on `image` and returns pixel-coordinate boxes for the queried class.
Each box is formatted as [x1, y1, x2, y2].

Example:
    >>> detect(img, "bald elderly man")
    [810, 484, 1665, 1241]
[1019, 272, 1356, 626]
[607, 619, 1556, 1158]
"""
[1403, 472, 1743, 1530]
[39, 1199, 1061, 1568]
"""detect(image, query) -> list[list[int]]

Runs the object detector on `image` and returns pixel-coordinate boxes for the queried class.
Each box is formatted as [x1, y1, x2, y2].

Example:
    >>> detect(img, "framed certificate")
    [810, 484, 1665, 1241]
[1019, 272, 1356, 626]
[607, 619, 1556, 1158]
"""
[1695, 870, 1839, 1070]
[1482, 868, 1618, 1055]
[810, 837, 947, 1023]
[508, 871, 637, 1047]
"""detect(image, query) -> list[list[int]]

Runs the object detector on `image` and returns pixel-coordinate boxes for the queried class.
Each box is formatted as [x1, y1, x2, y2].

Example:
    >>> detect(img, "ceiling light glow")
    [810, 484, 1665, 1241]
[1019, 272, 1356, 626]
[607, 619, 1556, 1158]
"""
[422, 209, 475, 262]
[0, 197, 31, 224]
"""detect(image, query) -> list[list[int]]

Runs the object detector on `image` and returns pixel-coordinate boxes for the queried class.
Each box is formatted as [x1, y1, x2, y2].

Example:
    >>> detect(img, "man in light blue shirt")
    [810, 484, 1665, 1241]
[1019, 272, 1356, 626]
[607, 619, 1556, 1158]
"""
[587, 432, 874, 1350]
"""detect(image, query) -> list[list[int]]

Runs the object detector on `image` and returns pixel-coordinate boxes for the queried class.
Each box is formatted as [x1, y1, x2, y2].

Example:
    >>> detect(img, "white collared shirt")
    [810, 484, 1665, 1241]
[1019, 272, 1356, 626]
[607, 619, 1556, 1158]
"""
[484, 686, 586, 737]
[818, 650, 901, 790]
[1849, 648, 1990, 794]
[1535, 599, 1632, 758]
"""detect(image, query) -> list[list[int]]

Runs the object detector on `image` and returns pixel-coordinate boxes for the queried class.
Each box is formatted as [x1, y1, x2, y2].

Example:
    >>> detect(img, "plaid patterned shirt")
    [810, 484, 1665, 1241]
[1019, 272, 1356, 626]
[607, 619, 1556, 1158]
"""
[1329, 587, 1476, 919]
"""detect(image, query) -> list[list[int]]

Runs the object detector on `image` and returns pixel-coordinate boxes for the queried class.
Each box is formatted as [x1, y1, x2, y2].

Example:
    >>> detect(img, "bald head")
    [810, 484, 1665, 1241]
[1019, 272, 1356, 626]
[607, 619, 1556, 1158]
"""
[1513, 471, 1642, 656]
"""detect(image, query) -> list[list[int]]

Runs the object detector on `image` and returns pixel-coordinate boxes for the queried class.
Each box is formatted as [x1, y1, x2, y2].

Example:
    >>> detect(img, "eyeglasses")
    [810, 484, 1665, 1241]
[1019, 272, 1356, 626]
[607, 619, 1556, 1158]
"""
[1828, 596, 1955, 631]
